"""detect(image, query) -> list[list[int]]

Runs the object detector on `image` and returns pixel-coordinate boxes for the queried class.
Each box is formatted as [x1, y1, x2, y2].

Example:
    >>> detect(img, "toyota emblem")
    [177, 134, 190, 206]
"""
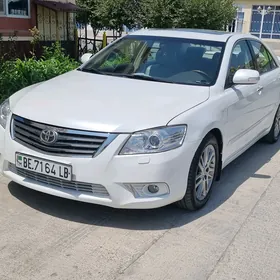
[40, 129, 58, 145]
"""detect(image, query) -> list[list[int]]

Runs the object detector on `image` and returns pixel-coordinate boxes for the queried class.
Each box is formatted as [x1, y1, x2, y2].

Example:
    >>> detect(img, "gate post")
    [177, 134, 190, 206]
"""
[102, 31, 107, 49]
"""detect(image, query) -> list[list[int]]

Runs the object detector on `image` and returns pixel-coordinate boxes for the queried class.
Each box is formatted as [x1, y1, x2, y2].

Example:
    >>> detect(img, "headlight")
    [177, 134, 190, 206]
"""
[120, 125, 187, 155]
[0, 99, 11, 129]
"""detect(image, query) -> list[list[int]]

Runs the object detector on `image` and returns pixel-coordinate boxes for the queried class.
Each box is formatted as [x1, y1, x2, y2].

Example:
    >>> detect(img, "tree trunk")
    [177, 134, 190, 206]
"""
[92, 28, 99, 52]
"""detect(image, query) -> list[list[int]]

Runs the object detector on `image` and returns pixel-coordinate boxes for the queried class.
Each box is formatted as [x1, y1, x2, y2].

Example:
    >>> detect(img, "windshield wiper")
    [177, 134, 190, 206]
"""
[77, 68, 104, 75]
[193, 80, 210, 85]
[125, 73, 175, 84]
[78, 68, 127, 77]
[78, 69, 174, 84]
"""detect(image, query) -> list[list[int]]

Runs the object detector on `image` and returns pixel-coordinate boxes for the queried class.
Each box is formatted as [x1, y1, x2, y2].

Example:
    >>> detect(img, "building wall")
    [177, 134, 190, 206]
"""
[234, 1, 280, 54]
[0, 0, 75, 40]
[0, 0, 36, 39]
[37, 6, 75, 41]
[235, 1, 280, 33]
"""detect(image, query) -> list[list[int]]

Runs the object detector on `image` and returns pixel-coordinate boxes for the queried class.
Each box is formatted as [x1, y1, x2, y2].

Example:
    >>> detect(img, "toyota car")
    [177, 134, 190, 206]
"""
[1, 29, 280, 210]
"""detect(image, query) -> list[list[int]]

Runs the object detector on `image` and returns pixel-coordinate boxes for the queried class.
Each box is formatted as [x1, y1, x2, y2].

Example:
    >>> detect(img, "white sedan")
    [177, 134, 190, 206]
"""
[1, 29, 280, 210]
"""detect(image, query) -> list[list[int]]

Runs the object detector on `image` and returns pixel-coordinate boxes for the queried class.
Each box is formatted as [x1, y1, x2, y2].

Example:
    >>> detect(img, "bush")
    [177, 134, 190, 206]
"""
[0, 42, 79, 103]
[140, 0, 236, 30]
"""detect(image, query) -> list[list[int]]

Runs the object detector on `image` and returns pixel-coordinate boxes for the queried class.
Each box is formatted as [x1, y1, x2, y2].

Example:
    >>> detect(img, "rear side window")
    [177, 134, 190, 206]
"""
[147, 42, 160, 62]
[268, 51, 278, 69]
[249, 40, 278, 74]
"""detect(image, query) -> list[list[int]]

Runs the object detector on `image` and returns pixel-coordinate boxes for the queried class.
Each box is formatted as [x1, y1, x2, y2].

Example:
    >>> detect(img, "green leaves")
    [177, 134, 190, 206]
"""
[140, 0, 181, 28]
[180, 0, 236, 30]
[0, 43, 79, 103]
[77, 0, 141, 34]
[76, 0, 105, 38]
[79, 0, 236, 31]
[140, 0, 236, 30]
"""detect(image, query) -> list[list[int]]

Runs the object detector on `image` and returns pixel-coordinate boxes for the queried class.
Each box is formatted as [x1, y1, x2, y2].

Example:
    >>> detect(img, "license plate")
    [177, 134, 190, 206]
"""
[15, 153, 72, 181]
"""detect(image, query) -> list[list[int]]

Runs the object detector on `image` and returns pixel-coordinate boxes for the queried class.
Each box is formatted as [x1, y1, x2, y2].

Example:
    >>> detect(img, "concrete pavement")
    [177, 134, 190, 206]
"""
[1, 140, 280, 280]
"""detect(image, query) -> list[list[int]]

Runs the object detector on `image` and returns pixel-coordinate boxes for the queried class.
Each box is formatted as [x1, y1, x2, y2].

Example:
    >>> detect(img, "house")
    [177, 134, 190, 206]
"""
[234, 1, 280, 54]
[0, 0, 36, 40]
[0, 0, 80, 57]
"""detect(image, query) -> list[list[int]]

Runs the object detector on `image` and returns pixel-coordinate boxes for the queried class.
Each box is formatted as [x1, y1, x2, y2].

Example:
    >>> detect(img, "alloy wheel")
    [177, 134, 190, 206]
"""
[195, 144, 216, 201]
[274, 107, 280, 139]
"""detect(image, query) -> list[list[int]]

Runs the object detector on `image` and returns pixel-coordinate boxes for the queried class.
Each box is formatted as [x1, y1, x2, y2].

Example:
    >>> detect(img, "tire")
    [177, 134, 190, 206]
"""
[176, 133, 220, 211]
[264, 105, 280, 144]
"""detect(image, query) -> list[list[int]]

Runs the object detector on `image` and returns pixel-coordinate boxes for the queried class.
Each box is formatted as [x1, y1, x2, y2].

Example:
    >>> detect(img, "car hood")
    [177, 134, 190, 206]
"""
[12, 70, 209, 133]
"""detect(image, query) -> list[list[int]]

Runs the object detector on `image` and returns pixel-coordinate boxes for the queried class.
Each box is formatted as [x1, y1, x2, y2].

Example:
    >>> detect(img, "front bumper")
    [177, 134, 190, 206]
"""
[0, 125, 198, 209]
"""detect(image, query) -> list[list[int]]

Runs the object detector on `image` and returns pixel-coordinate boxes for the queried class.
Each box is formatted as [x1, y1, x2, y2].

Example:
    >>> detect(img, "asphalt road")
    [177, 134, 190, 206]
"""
[1, 140, 280, 280]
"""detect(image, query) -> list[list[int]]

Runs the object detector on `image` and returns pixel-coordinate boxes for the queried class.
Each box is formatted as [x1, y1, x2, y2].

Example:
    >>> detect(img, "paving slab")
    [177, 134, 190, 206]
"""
[0, 141, 280, 280]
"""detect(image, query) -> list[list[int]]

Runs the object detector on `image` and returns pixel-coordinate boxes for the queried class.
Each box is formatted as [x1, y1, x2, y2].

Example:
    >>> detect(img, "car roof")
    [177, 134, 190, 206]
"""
[130, 28, 257, 42]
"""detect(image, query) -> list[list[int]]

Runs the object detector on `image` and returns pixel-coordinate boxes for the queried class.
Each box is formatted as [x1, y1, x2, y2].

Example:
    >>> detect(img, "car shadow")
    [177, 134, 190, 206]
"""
[8, 140, 280, 231]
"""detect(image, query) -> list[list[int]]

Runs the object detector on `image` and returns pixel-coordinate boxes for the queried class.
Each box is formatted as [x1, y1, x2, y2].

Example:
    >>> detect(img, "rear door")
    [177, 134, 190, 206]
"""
[248, 39, 280, 131]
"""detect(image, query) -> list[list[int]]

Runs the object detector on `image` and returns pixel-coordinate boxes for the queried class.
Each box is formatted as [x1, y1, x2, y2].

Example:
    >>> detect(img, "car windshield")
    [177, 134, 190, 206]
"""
[81, 35, 225, 86]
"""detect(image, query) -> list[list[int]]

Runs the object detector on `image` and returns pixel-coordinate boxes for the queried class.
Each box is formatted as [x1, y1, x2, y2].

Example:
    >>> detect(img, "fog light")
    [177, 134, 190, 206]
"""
[123, 183, 170, 198]
[147, 184, 159, 194]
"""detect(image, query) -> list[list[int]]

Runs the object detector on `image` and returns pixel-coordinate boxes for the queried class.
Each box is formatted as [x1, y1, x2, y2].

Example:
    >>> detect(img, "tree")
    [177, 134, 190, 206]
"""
[76, 0, 236, 43]
[76, 0, 104, 41]
[77, 0, 141, 37]
[177, 0, 236, 30]
[139, 0, 236, 30]
[98, 0, 140, 35]
[139, 0, 181, 28]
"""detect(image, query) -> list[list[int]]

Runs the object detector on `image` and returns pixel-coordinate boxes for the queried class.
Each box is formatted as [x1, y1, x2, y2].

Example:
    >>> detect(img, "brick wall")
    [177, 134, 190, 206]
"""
[0, 0, 36, 38]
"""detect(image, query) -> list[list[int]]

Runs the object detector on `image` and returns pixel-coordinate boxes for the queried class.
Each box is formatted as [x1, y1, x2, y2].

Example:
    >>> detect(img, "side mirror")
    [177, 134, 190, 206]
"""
[80, 53, 93, 64]
[233, 69, 260, 85]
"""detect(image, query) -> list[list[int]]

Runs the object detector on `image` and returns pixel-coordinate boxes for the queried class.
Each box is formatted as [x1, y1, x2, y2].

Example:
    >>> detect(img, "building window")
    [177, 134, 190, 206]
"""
[228, 5, 244, 33]
[236, 5, 245, 33]
[8, 0, 29, 16]
[250, 5, 280, 39]
[0, 0, 4, 14]
[0, 0, 29, 17]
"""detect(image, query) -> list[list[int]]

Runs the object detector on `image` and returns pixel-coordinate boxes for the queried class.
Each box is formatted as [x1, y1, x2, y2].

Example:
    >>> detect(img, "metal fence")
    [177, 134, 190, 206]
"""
[78, 33, 121, 57]
[78, 37, 103, 57]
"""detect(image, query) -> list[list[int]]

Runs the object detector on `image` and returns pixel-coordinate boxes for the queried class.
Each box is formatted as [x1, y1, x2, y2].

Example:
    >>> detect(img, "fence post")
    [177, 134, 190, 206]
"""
[74, 28, 78, 60]
[102, 32, 107, 49]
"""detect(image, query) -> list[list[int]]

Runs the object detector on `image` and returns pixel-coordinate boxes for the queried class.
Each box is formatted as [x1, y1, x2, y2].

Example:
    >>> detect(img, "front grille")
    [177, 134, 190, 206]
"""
[9, 163, 110, 197]
[11, 115, 117, 157]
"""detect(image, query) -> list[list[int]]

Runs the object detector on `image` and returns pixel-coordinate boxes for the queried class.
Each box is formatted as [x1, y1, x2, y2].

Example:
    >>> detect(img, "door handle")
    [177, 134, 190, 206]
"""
[257, 86, 263, 94]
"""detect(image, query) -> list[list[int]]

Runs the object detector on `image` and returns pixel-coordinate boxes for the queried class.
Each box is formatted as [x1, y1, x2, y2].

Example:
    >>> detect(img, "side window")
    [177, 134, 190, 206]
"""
[227, 40, 255, 86]
[249, 41, 276, 74]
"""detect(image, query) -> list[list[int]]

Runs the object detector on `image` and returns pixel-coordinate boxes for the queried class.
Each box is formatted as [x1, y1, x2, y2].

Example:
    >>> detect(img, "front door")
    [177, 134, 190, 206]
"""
[223, 40, 262, 164]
